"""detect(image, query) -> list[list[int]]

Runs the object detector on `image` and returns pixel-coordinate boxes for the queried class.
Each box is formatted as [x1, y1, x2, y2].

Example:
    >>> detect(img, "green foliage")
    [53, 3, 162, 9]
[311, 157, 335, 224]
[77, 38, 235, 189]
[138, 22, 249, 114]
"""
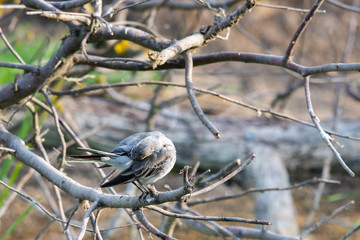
[0, 23, 61, 84]
[0, 161, 23, 207]
[324, 191, 360, 202]
[0, 157, 12, 180]
[0, 112, 33, 236]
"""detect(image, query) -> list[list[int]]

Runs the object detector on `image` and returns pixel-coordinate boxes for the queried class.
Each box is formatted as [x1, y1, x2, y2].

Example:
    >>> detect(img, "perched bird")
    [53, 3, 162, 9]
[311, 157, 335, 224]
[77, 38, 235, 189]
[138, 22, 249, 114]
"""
[70, 131, 176, 191]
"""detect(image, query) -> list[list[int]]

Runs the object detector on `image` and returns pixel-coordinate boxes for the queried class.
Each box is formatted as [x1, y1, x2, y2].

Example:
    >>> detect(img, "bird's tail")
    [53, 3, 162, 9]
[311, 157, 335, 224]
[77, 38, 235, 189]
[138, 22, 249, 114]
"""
[68, 147, 116, 164]
[69, 147, 131, 171]
[74, 147, 118, 157]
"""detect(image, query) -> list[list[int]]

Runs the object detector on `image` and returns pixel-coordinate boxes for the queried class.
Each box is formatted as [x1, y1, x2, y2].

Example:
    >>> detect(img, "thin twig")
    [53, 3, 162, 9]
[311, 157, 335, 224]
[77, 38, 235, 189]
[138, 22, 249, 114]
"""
[0, 4, 27, 9]
[145, 83, 165, 131]
[0, 61, 38, 71]
[183, 207, 242, 240]
[190, 161, 201, 178]
[338, 224, 360, 240]
[300, 201, 354, 237]
[0, 146, 15, 152]
[198, 158, 241, 186]
[326, 0, 360, 13]
[50, 80, 360, 142]
[303, 155, 333, 229]
[26, 102, 50, 162]
[0, 27, 26, 64]
[146, 205, 270, 225]
[0, 180, 133, 234]
[34, 173, 59, 214]
[148, 0, 259, 67]
[0, 168, 34, 218]
[188, 178, 340, 206]
[0, 180, 63, 222]
[31, 97, 120, 196]
[94, 0, 102, 16]
[184, 51, 220, 138]
[190, 154, 255, 197]
[304, 76, 355, 176]
[133, 208, 177, 240]
[78, 200, 100, 240]
[26, 10, 91, 25]
[87, 201, 104, 240]
[42, 90, 68, 169]
[74, 51, 360, 76]
[27, 101, 73, 238]
[258, 3, 326, 13]
[283, 0, 325, 63]
[81, 31, 91, 60]
[65, 201, 80, 232]
[54, 182, 73, 240]
[103, 0, 152, 19]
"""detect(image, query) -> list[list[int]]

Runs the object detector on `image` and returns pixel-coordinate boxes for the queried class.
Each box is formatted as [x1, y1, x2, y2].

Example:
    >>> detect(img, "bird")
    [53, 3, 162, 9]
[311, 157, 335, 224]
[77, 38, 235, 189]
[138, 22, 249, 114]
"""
[70, 131, 176, 192]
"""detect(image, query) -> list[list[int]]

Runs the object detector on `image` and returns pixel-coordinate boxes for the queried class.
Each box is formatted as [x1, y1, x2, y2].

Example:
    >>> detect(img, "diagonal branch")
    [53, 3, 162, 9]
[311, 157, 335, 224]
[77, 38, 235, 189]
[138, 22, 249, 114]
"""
[145, 205, 270, 225]
[0, 27, 25, 64]
[184, 51, 220, 138]
[300, 200, 354, 237]
[49, 80, 360, 142]
[0, 124, 193, 208]
[134, 208, 177, 240]
[283, 0, 325, 63]
[304, 76, 355, 176]
[148, 0, 259, 67]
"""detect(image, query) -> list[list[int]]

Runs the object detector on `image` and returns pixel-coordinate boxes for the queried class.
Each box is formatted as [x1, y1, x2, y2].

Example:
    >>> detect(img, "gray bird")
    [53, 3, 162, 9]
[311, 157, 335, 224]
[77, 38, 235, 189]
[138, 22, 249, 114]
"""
[70, 131, 176, 190]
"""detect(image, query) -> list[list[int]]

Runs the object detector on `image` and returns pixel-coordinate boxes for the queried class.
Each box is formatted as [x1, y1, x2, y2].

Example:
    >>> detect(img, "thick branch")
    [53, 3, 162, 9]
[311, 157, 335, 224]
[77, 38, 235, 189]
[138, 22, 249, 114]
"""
[73, 52, 360, 76]
[0, 124, 192, 208]
[0, 34, 83, 109]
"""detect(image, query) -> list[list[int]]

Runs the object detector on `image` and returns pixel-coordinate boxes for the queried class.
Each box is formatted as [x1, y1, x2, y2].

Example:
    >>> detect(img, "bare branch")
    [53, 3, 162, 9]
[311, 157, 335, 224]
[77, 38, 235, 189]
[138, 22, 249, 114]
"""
[326, 0, 360, 13]
[0, 168, 34, 218]
[257, 3, 326, 13]
[190, 154, 255, 197]
[0, 179, 66, 224]
[49, 80, 360, 142]
[148, 0, 259, 67]
[103, 0, 152, 19]
[42, 90, 68, 169]
[184, 51, 220, 138]
[0, 34, 83, 109]
[0, 124, 193, 208]
[225, 226, 300, 240]
[146, 205, 270, 225]
[0, 27, 26, 64]
[133, 208, 177, 240]
[73, 52, 360, 76]
[188, 178, 341, 207]
[0, 62, 38, 72]
[339, 224, 360, 240]
[78, 200, 100, 240]
[300, 201, 355, 237]
[26, 11, 91, 24]
[283, 0, 326, 63]
[304, 76, 355, 176]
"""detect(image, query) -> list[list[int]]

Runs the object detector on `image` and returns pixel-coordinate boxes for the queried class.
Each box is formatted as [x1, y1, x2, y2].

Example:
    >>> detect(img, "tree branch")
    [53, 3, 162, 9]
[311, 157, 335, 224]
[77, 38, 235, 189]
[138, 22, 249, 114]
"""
[0, 124, 193, 208]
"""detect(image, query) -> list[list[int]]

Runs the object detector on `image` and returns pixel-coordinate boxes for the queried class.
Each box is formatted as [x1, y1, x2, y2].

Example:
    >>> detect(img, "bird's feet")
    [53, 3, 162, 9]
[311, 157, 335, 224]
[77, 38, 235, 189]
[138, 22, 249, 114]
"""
[146, 184, 158, 196]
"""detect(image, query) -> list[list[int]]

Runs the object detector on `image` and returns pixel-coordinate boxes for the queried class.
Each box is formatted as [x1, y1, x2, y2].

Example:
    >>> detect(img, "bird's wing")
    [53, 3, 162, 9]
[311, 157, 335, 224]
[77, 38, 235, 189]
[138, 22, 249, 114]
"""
[101, 172, 134, 188]
[130, 133, 163, 161]
[101, 147, 157, 187]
